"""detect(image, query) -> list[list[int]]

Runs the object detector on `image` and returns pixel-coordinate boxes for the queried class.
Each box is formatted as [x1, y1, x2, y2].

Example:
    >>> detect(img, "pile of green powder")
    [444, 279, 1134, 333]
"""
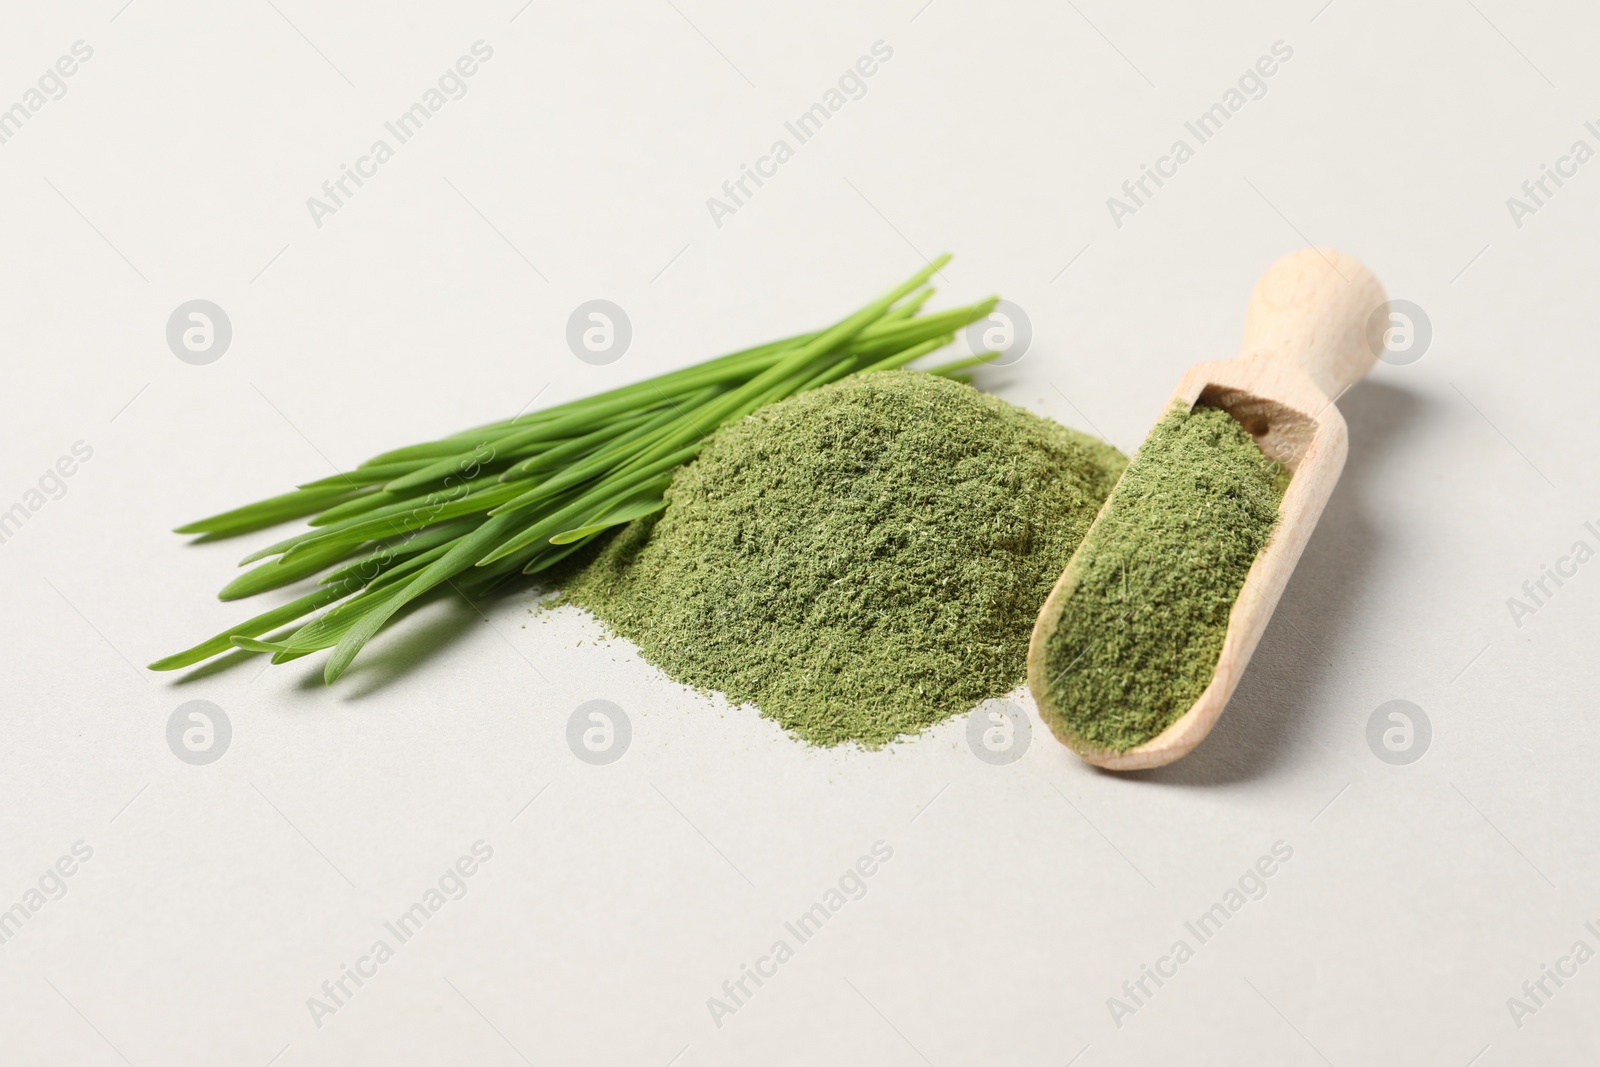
[561, 370, 1126, 747]
[1037, 402, 1288, 752]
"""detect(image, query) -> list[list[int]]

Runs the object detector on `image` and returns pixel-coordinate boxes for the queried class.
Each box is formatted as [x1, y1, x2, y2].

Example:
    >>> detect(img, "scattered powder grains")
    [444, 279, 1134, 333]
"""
[562, 371, 1127, 747]
[1037, 403, 1289, 752]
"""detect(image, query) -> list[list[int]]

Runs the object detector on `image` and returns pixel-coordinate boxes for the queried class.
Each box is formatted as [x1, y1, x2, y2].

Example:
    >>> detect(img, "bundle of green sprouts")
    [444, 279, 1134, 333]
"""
[152, 256, 1001, 683]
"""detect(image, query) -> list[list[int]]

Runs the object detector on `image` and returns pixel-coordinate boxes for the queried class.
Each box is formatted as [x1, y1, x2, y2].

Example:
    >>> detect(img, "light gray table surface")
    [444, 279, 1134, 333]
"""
[2, 0, 1595, 1063]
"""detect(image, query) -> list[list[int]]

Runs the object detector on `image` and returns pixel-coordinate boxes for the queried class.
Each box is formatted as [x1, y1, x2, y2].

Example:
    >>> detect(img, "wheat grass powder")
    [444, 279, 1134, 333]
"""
[1036, 402, 1289, 752]
[560, 370, 1127, 747]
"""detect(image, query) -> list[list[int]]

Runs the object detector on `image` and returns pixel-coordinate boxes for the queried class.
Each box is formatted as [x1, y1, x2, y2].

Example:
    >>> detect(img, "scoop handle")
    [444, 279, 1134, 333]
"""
[1237, 248, 1388, 400]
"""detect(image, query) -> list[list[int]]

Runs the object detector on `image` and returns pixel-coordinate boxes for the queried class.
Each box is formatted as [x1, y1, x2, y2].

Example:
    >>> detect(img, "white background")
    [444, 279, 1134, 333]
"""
[1, 0, 1596, 1063]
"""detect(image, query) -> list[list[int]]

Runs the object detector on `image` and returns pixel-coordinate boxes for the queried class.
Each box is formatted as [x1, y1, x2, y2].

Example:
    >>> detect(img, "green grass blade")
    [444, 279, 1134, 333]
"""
[277, 481, 524, 565]
[503, 389, 712, 481]
[479, 444, 700, 562]
[218, 540, 365, 601]
[272, 579, 419, 655]
[248, 473, 505, 564]
[496, 406, 663, 480]
[362, 541, 457, 591]
[522, 533, 601, 575]
[296, 462, 432, 490]
[845, 299, 997, 360]
[175, 485, 363, 537]
[318, 520, 478, 588]
[856, 334, 956, 374]
[231, 636, 286, 653]
[923, 350, 1003, 377]
[548, 486, 670, 544]
[148, 582, 357, 670]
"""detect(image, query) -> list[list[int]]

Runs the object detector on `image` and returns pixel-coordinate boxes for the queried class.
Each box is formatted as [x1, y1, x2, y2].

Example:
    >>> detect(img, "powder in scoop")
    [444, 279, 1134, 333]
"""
[561, 370, 1126, 747]
[1036, 402, 1288, 752]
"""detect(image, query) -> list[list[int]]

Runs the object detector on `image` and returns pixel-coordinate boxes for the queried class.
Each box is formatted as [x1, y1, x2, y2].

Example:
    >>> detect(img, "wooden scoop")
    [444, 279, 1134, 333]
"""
[1027, 247, 1387, 771]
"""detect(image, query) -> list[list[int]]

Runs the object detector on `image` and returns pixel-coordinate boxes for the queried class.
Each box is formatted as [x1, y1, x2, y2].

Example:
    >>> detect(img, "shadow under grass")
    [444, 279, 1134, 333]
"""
[295, 591, 488, 699]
